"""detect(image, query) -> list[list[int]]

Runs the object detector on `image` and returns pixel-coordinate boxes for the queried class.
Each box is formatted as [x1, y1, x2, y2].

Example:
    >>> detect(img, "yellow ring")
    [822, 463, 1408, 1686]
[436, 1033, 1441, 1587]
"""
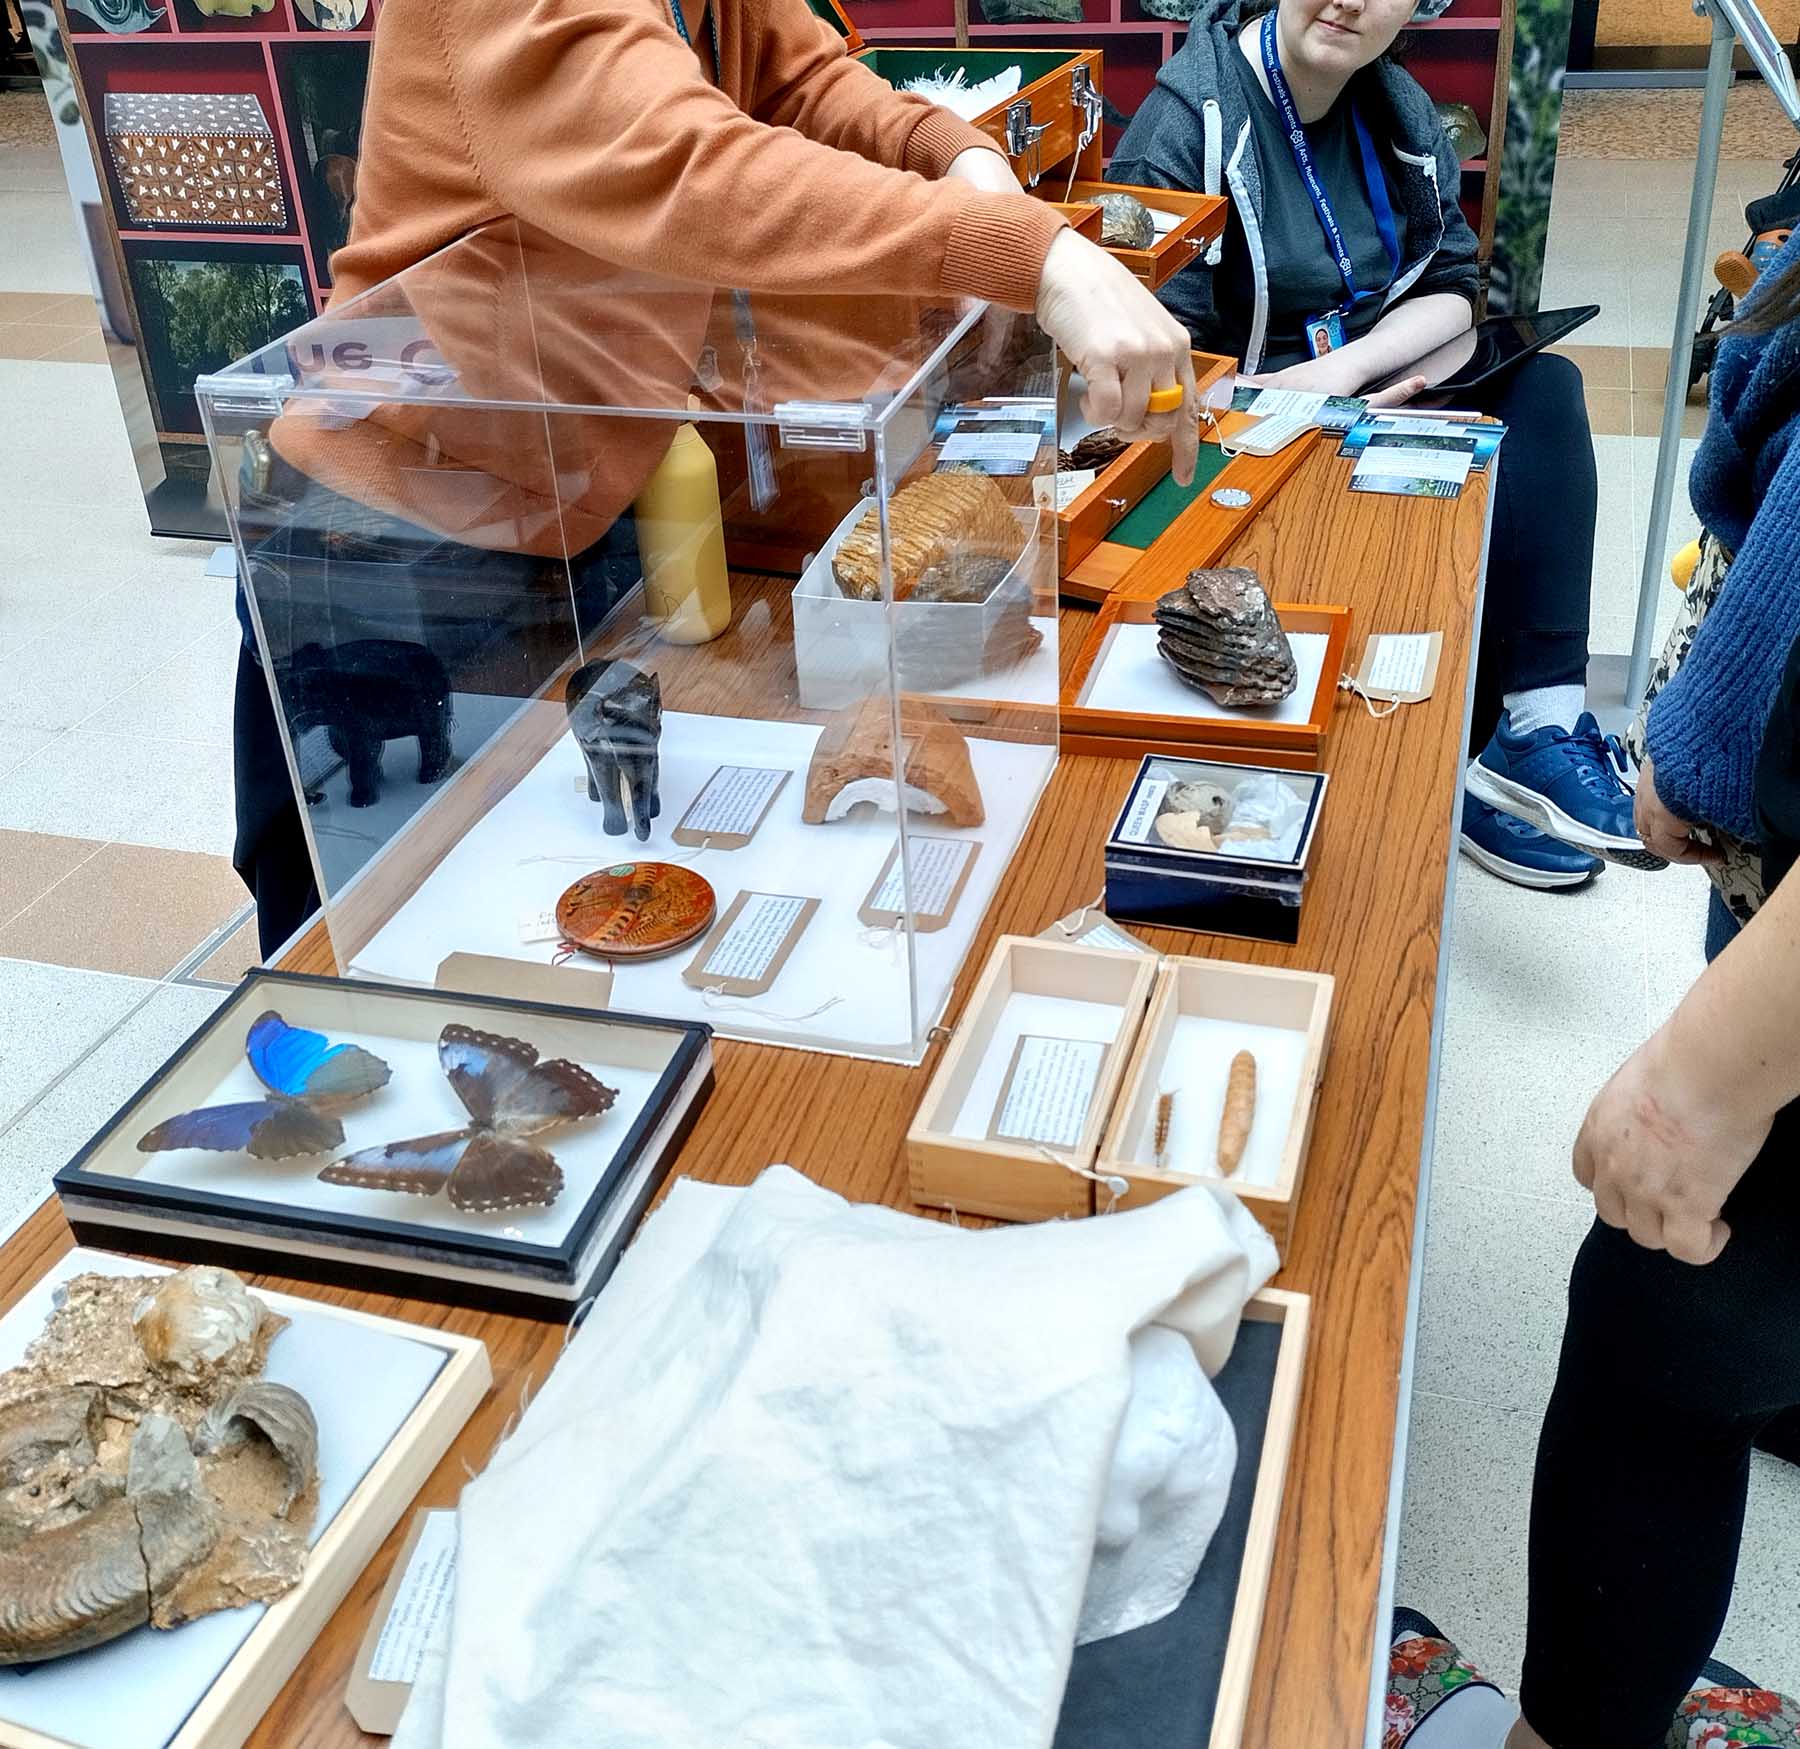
[1145, 384, 1185, 414]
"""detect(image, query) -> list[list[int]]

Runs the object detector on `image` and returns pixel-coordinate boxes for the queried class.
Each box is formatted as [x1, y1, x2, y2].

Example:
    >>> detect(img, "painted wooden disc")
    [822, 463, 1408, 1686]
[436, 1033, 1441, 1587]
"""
[556, 863, 717, 960]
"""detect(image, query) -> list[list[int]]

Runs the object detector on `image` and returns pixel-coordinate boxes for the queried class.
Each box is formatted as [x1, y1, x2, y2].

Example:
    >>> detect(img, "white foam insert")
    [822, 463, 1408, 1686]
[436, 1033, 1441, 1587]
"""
[1127, 1015, 1309, 1189]
[349, 707, 1055, 1060]
[104, 1028, 677, 1250]
[1078, 625, 1329, 727]
[949, 991, 1128, 1141]
[0, 1250, 446, 1749]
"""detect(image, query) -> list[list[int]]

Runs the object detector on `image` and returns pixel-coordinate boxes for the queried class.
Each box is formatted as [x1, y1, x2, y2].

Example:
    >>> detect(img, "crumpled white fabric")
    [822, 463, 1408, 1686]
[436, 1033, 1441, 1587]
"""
[394, 1164, 1277, 1749]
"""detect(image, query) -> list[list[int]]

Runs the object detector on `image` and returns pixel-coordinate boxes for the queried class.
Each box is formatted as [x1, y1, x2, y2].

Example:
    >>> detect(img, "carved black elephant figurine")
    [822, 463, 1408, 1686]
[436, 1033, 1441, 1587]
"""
[282, 638, 453, 809]
[566, 659, 662, 841]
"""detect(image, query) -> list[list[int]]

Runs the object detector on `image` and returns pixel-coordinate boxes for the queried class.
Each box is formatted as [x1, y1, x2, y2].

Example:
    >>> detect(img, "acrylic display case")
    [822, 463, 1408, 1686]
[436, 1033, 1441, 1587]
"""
[197, 220, 1059, 1064]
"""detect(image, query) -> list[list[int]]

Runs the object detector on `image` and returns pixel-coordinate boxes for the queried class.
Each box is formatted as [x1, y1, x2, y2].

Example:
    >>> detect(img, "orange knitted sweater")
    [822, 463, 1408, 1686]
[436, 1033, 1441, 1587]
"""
[332, 0, 1066, 313]
[269, 0, 1067, 553]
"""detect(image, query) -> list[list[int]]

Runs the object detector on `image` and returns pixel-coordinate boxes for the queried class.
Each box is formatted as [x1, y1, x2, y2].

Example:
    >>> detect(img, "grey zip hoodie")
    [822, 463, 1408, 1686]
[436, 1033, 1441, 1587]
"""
[1110, 0, 1480, 369]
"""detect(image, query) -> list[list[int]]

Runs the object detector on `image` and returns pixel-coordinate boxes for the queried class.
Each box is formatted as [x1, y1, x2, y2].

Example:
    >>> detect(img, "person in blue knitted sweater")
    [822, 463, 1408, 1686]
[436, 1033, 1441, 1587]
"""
[1377, 240, 1800, 1749]
[1633, 225, 1800, 951]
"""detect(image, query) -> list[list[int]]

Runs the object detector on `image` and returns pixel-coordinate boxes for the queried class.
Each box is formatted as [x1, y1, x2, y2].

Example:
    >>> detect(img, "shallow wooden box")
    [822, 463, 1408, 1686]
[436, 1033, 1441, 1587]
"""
[1056, 350, 1235, 583]
[907, 934, 1157, 1222]
[1098, 957, 1333, 1251]
[1061, 430, 1319, 606]
[1059, 179, 1230, 291]
[1057, 1287, 1309, 1749]
[1061, 599, 1352, 769]
[0, 1252, 490, 1749]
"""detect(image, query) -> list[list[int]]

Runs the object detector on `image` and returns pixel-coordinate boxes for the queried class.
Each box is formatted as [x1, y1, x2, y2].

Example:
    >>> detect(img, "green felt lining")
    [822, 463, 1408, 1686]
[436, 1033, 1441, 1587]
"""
[1109, 446, 1232, 549]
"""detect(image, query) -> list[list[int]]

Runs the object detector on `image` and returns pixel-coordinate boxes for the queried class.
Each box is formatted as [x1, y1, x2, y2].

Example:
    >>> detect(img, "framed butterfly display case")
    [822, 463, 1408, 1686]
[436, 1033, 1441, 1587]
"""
[52, 971, 714, 1318]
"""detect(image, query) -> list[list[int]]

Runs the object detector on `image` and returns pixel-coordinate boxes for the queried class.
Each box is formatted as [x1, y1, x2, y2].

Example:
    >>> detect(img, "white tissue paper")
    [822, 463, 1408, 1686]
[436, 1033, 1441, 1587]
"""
[900, 64, 1023, 121]
[393, 1164, 1277, 1749]
[1224, 772, 1310, 861]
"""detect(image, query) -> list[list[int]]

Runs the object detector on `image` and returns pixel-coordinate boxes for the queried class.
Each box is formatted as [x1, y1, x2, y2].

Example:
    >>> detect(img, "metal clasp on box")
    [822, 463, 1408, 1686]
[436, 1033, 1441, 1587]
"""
[774, 400, 870, 452]
[1071, 66, 1103, 159]
[1006, 98, 1051, 190]
[195, 370, 292, 419]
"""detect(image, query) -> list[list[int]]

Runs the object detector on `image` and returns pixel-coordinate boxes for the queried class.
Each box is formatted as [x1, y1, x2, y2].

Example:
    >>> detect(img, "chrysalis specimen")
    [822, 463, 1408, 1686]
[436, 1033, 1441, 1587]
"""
[1153, 1091, 1174, 1170]
[1217, 1050, 1257, 1176]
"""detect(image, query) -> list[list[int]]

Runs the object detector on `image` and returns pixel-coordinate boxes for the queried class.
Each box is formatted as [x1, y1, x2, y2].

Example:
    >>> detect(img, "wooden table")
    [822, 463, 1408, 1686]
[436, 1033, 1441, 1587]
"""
[0, 437, 1488, 1748]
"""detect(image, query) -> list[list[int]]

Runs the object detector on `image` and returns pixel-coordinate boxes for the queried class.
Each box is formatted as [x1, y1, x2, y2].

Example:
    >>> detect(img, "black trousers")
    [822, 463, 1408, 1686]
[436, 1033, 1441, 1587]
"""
[1519, 1104, 1800, 1746]
[1457, 351, 1598, 749]
[231, 466, 637, 956]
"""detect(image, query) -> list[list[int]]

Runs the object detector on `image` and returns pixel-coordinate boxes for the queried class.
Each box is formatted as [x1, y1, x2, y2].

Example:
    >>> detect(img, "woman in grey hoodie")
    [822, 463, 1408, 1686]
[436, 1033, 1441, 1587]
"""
[1113, 0, 1644, 895]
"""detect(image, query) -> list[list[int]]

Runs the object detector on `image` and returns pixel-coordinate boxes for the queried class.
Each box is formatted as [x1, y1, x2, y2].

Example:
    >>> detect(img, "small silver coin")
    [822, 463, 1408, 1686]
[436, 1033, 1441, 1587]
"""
[1210, 487, 1253, 509]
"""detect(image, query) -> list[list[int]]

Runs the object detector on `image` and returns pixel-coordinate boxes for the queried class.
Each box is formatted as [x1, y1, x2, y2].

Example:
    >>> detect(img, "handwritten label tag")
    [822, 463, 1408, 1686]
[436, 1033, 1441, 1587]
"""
[369, 1510, 457, 1685]
[1116, 777, 1170, 845]
[682, 891, 819, 997]
[989, 1034, 1108, 1152]
[672, 764, 790, 850]
[858, 837, 981, 934]
[1353, 630, 1443, 704]
[517, 906, 561, 946]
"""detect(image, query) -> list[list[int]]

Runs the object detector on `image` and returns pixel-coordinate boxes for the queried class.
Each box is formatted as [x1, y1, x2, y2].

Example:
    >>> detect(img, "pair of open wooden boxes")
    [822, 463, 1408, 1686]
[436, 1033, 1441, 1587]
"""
[907, 933, 1333, 1252]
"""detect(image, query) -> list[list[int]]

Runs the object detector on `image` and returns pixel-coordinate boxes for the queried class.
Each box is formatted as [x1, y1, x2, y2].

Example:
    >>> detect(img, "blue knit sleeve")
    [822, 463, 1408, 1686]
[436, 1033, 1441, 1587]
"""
[1646, 433, 1800, 842]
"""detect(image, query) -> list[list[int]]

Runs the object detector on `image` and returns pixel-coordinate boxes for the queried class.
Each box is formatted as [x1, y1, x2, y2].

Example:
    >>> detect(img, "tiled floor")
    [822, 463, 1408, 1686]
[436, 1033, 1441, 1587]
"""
[1395, 95, 1800, 1702]
[0, 90, 253, 1238]
[0, 69, 1795, 1710]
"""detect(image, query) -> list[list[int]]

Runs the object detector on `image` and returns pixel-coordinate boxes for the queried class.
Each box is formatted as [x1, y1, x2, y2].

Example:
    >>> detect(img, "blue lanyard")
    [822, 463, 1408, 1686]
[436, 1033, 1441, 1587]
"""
[665, 0, 723, 76]
[1259, 8, 1400, 311]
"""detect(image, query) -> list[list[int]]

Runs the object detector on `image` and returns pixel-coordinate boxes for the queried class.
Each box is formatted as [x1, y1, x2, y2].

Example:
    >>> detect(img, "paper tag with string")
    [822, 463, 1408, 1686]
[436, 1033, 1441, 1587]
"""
[1040, 896, 1155, 957]
[1349, 630, 1442, 704]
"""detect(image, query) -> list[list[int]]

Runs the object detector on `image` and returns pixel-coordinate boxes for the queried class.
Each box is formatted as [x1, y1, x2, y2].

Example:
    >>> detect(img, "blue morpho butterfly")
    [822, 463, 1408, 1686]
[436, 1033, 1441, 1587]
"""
[318, 1024, 617, 1214]
[137, 1011, 392, 1161]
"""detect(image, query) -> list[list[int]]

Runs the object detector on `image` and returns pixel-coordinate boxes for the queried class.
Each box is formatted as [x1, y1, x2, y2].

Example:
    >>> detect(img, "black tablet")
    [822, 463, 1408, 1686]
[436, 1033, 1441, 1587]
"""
[1369, 305, 1600, 401]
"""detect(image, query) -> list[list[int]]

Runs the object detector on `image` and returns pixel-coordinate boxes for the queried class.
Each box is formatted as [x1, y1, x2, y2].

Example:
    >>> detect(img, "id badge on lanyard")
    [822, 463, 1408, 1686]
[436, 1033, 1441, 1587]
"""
[1260, 10, 1400, 359]
[666, 0, 778, 509]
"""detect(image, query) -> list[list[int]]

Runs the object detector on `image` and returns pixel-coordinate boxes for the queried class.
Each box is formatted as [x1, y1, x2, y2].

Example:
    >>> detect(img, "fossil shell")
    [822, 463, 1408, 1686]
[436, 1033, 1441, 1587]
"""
[1163, 781, 1233, 834]
[0, 1387, 101, 1489]
[1096, 192, 1156, 250]
[133, 1267, 268, 1388]
[196, 1382, 319, 1516]
[0, 1415, 214, 1665]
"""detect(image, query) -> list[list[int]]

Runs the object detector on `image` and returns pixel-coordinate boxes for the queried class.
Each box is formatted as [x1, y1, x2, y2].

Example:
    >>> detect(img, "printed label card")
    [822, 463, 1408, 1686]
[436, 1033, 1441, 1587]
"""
[682, 890, 819, 996]
[988, 1034, 1109, 1153]
[858, 837, 982, 933]
[672, 764, 791, 850]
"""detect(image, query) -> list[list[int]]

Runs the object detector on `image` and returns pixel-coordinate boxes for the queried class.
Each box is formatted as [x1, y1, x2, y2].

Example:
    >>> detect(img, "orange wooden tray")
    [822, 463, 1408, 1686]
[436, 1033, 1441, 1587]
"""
[1058, 179, 1230, 290]
[1061, 596, 1353, 768]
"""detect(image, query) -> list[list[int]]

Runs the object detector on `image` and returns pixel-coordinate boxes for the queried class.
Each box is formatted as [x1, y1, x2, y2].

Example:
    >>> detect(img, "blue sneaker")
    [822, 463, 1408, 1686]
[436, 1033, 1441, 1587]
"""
[1459, 792, 1603, 889]
[1465, 710, 1667, 869]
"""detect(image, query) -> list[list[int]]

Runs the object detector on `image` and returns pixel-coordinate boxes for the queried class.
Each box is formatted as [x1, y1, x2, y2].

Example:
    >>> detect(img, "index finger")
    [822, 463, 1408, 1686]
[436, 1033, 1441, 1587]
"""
[1170, 351, 1200, 486]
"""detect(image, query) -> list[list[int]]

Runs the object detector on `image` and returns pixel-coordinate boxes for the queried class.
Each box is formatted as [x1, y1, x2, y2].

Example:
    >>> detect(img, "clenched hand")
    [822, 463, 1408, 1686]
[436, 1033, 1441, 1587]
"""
[1035, 230, 1200, 486]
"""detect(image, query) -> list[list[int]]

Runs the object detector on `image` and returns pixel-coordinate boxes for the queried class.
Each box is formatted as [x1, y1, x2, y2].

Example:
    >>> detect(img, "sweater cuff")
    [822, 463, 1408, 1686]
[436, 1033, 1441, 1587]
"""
[905, 105, 1003, 179]
[940, 193, 1068, 313]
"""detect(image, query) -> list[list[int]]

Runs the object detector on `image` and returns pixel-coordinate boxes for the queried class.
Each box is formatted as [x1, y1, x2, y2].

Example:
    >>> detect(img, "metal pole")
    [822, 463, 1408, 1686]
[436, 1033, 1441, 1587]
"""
[1625, 0, 1736, 706]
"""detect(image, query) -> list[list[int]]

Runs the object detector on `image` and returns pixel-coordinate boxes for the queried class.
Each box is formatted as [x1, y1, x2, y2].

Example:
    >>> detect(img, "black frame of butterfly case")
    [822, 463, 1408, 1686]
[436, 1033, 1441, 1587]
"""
[51, 969, 714, 1320]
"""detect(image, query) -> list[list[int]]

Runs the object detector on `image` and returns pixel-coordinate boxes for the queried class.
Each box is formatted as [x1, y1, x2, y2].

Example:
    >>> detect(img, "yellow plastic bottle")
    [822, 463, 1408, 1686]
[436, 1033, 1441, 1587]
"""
[634, 417, 731, 645]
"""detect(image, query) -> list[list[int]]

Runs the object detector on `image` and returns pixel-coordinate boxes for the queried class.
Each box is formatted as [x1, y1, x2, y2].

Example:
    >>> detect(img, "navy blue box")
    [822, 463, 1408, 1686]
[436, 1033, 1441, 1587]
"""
[1103, 755, 1327, 946]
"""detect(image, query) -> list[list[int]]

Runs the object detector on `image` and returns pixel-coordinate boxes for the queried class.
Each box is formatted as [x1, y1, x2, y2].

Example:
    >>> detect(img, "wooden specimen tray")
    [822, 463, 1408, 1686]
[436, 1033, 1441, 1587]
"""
[0, 1254, 490, 1749]
[1061, 599, 1352, 768]
[1060, 179, 1230, 291]
[1056, 350, 1236, 583]
[907, 934, 1157, 1223]
[1062, 431, 1320, 606]
[1098, 958, 1334, 1252]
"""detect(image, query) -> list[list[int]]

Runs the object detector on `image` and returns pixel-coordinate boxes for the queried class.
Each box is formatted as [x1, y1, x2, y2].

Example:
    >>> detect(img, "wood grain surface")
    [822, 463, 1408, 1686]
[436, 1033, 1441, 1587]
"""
[0, 440, 1486, 1748]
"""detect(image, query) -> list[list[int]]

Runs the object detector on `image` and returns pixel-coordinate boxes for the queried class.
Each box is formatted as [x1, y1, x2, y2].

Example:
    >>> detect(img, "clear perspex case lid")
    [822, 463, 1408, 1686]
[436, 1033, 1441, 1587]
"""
[197, 220, 1060, 1063]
